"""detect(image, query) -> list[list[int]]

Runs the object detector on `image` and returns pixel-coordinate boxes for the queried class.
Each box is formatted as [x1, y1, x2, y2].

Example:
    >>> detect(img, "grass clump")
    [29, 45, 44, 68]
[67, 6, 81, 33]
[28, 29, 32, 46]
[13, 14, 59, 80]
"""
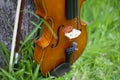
[0, 0, 120, 80]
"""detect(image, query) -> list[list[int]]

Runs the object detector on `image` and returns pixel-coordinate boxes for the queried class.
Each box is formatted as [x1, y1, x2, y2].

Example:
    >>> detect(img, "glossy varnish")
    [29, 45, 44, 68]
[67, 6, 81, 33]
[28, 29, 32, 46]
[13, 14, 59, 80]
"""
[34, 0, 88, 76]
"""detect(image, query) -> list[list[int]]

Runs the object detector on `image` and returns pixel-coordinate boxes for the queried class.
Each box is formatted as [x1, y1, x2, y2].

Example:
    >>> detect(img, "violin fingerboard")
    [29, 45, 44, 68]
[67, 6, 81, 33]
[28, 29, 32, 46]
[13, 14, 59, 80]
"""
[66, 0, 78, 20]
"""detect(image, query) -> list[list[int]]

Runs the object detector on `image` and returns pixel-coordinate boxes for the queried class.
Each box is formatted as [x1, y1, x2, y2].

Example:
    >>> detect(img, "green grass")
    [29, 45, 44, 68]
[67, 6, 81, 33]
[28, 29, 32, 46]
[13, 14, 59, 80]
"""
[0, 0, 120, 80]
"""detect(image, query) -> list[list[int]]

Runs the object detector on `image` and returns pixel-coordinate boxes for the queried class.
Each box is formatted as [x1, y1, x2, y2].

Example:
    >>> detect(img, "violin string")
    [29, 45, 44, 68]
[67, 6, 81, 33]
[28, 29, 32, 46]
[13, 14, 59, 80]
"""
[75, 0, 81, 45]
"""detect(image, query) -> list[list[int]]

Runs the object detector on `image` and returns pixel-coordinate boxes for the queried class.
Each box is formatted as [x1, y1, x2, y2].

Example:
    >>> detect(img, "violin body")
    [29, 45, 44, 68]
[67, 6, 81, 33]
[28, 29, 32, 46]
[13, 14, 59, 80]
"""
[34, 0, 87, 76]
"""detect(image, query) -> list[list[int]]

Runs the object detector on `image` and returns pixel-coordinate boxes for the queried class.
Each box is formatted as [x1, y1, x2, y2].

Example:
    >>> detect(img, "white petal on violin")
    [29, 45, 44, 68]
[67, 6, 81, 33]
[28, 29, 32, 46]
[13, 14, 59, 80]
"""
[65, 29, 81, 39]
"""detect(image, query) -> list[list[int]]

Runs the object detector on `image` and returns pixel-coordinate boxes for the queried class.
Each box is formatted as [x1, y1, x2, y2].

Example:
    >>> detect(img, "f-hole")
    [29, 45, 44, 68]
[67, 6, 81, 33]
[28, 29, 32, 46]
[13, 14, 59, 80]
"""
[51, 25, 64, 48]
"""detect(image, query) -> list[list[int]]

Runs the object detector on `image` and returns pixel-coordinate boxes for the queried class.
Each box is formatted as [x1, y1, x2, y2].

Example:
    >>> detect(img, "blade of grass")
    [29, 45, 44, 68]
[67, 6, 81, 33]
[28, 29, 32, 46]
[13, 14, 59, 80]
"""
[14, 68, 24, 77]
[33, 64, 40, 80]
[19, 20, 43, 52]
[1, 69, 15, 80]
[24, 10, 57, 39]
[0, 42, 10, 65]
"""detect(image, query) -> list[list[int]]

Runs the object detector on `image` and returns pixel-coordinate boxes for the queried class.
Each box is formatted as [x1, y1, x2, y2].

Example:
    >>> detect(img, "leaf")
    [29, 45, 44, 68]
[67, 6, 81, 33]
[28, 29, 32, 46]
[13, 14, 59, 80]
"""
[0, 42, 10, 65]
[33, 64, 40, 80]
[14, 68, 24, 77]
[1, 69, 16, 80]
[19, 21, 43, 51]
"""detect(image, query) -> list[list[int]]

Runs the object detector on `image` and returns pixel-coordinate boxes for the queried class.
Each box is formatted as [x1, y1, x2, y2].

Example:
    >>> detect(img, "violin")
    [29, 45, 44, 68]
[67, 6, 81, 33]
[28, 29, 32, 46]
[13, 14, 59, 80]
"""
[33, 0, 88, 77]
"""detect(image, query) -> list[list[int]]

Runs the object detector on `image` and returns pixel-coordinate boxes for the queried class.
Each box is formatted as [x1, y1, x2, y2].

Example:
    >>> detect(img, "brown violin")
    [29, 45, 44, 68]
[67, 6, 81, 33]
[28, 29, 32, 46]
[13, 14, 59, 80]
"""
[33, 0, 87, 77]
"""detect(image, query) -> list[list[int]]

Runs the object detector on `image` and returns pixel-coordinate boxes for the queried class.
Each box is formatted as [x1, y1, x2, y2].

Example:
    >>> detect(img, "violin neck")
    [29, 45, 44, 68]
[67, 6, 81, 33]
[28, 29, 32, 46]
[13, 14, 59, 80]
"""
[66, 0, 78, 20]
